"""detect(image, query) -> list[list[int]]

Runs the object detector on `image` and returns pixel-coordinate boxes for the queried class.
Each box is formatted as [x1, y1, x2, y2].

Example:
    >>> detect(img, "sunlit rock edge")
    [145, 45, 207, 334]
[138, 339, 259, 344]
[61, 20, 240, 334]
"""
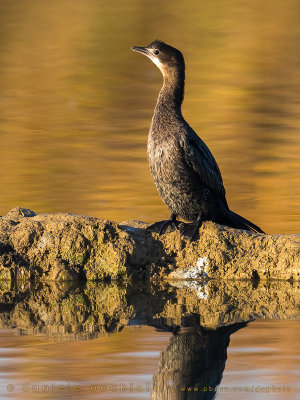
[0, 207, 299, 282]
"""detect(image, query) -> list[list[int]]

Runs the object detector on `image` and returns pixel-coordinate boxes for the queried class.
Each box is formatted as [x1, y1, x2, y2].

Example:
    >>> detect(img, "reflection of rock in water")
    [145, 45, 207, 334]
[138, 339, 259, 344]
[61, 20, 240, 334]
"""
[0, 280, 297, 397]
[151, 318, 247, 400]
[0, 281, 135, 340]
[0, 280, 298, 340]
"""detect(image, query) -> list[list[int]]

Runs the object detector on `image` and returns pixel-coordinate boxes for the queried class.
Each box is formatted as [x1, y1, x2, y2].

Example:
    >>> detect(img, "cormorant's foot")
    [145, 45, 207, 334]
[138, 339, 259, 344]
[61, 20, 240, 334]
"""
[146, 219, 179, 235]
[179, 220, 202, 241]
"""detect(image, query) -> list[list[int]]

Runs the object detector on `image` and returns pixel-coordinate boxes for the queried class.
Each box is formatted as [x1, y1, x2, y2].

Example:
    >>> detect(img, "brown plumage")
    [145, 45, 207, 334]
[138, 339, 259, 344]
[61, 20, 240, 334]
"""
[131, 40, 264, 239]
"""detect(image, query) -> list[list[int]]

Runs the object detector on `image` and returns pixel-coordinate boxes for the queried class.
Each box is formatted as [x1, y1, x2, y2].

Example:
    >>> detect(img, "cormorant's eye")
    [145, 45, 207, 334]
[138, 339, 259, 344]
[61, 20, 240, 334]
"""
[153, 50, 160, 55]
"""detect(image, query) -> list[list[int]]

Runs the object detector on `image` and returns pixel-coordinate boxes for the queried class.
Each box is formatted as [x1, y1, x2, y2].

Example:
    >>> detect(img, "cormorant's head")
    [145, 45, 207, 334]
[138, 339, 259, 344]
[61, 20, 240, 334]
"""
[131, 40, 185, 77]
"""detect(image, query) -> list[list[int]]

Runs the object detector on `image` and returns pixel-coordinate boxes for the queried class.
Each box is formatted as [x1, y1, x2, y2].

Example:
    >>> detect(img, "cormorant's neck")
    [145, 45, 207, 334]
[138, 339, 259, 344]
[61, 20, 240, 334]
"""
[156, 67, 185, 112]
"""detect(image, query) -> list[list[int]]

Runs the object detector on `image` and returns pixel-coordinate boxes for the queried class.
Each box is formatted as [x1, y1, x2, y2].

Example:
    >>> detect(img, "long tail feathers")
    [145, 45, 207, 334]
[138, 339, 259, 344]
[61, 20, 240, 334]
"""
[226, 210, 265, 234]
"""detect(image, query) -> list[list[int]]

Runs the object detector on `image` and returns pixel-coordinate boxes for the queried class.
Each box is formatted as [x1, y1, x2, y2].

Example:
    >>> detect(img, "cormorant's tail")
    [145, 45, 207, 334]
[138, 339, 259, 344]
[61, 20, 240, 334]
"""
[226, 210, 265, 234]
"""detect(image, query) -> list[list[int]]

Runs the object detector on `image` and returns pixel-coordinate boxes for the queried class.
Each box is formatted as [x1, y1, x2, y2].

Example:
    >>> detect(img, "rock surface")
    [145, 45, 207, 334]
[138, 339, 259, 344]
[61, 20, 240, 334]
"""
[0, 207, 299, 281]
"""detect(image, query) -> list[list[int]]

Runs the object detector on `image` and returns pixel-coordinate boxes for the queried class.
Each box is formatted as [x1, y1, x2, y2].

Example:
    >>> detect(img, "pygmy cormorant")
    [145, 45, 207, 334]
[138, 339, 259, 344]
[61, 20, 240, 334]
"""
[131, 40, 264, 240]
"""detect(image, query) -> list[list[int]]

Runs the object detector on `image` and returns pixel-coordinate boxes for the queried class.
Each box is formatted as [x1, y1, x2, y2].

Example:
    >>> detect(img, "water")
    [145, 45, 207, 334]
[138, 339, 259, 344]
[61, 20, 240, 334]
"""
[0, 0, 300, 233]
[0, 1, 299, 399]
[0, 281, 299, 399]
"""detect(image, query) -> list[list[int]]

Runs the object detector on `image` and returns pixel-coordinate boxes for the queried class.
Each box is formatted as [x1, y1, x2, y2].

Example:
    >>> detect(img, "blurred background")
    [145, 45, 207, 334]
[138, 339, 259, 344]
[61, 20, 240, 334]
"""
[0, 0, 300, 233]
[0, 3, 299, 399]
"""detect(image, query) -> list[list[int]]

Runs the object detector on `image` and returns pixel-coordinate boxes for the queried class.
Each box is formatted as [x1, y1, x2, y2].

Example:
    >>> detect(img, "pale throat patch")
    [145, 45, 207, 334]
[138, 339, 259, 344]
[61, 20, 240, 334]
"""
[151, 57, 163, 71]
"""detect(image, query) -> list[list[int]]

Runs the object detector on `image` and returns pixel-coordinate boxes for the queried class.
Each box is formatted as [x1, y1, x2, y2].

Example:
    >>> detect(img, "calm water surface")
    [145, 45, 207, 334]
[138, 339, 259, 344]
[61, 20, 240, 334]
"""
[0, 1, 299, 399]
[0, 321, 299, 400]
[0, 0, 300, 233]
[0, 281, 299, 399]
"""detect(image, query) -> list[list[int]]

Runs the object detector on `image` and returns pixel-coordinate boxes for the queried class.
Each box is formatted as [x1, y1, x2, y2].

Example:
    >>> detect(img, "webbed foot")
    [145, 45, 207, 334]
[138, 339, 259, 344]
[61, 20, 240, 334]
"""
[146, 213, 179, 235]
[179, 215, 203, 241]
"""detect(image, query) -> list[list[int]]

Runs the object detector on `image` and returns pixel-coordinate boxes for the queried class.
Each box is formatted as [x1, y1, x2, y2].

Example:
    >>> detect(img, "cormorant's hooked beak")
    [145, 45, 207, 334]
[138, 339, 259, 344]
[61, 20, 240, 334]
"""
[131, 46, 150, 57]
[131, 45, 163, 72]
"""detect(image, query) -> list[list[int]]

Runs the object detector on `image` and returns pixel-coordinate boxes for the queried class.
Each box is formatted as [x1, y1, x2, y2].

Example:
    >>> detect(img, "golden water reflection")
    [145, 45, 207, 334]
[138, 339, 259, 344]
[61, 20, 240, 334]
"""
[0, 281, 298, 399]
[0, 0, 299, 233]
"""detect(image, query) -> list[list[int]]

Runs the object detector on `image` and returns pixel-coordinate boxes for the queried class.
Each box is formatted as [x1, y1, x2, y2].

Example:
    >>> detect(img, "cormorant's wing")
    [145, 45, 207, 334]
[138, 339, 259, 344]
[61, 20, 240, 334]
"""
[181, 130, 226, 200]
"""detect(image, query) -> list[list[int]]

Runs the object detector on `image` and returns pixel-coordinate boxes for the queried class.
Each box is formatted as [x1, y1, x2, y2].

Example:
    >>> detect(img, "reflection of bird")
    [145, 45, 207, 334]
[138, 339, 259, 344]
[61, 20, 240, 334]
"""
[150, 317, 249, 400]
[131, 40, 264, 240]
